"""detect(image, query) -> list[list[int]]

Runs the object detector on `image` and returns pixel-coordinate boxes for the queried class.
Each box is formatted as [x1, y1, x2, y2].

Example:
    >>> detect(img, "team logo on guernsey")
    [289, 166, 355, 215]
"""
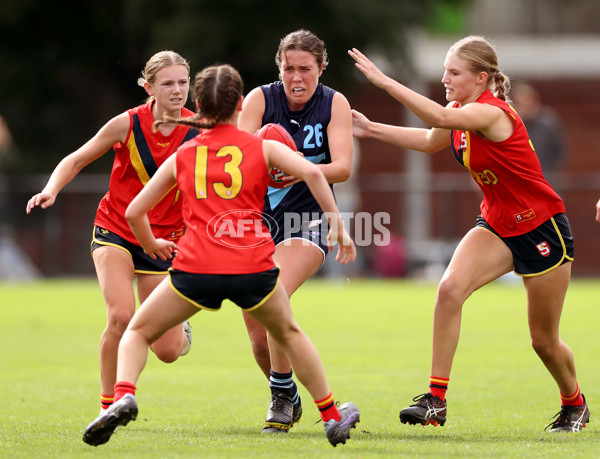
[157, 142, 171, 147]
[168, 228, 185, 241]
[206, 209, 278, 249]
[536, 241, 551, 257]
[514, 208, 536, 223]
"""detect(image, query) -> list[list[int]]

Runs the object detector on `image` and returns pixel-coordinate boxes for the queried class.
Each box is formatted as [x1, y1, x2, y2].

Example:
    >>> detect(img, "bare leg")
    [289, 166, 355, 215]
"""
[93, 246, 138, 397]
[242, 239, 324, 377]
[248, 283, 330, 400]
[431, 228, 513, 377]
[136, 274, 188, 363]
[524, 262, 578, 395]
[117, 279, 199, 384]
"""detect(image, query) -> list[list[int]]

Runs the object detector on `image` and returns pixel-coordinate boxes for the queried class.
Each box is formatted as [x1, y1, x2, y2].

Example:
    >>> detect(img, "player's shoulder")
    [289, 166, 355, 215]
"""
[331, 90, 350, 109]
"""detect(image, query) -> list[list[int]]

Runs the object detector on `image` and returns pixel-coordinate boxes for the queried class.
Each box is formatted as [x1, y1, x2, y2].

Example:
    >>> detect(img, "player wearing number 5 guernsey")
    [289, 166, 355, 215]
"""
[349, 35, 587, 432]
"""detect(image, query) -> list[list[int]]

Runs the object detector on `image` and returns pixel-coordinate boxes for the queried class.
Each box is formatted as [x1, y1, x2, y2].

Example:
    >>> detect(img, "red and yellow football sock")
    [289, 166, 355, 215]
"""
[314, 392, 341, 422]
[561, 383, 584, 406]
[100, 393, 114, 411]
[114, 381, 136, 402]
[429, 375, 449, 401]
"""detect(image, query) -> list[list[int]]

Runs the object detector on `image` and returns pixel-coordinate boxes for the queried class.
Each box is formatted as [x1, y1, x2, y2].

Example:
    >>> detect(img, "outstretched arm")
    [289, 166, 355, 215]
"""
[348, 48, 449, 127]
[596, 199, 600, 223]
[351, 108, 450, 153]
[26, 112, 129, 214]
[348, 48, 508, 139]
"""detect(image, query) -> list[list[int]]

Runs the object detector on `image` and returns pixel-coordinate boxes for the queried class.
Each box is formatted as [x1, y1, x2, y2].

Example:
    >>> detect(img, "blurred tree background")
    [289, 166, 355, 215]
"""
[0, 0, 464, 173]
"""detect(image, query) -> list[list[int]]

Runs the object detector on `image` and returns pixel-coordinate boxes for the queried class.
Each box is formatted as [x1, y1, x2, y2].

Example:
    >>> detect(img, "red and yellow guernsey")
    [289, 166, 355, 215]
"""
[94, 101, 198, 244]
[173, 123, 276, 274]
[450, 89, 565, 237]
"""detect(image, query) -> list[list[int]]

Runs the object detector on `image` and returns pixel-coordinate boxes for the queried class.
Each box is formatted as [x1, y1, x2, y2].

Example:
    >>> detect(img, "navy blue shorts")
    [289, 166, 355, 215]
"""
[169, 267, 280, 311]
[91, 226, 172, 274]
[476, 213, 574, 276]
[268, 210, 329, 257]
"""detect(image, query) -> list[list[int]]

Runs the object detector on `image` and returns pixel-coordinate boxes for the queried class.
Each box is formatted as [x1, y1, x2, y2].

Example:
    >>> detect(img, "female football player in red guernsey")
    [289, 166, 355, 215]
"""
[82, 64, 360, 448]
[349, 36, 589, 433]
[26, 51, 196, 418]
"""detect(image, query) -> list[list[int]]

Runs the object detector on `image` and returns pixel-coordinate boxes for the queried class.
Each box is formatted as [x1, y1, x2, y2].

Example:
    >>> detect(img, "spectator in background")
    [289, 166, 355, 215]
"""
[0, 115, 19, 171]
[512, 83, 567, 187]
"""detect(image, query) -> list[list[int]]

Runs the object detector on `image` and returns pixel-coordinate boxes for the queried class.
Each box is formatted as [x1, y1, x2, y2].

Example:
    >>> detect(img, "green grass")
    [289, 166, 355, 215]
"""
[1, 277, 598, 457]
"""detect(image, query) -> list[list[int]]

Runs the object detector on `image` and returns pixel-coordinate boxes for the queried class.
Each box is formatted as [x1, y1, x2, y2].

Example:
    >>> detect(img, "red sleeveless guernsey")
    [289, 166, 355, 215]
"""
[450, 90, 565, 237]
[173, 123, 276, 274]
[94, 101, 197, 244]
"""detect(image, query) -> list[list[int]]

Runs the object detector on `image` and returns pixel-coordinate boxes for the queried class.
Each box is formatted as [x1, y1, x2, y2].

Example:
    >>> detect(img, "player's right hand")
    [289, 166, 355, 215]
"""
[143, 238, 178, 261]
[351, 109, 372, 139]
[26, 192, 56, 214]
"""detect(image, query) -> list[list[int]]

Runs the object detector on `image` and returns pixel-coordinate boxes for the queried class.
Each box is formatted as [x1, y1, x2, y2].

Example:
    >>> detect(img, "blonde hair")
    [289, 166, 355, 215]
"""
[137, 50, 190, 103]
[449, 36, 511, 101]
[153, 64, 243, 131]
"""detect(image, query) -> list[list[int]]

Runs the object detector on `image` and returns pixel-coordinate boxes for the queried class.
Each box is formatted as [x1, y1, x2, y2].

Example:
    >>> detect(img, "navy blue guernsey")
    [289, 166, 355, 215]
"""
[261, 81, 335, 223]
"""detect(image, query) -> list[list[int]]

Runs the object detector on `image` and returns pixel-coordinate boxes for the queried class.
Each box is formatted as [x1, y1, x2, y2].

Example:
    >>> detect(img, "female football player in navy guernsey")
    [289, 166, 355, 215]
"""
[81, 64, 360, 448]
[238, 29, 354, 434]
[26, 51, 195, 418]
[349, 36, 589, 433]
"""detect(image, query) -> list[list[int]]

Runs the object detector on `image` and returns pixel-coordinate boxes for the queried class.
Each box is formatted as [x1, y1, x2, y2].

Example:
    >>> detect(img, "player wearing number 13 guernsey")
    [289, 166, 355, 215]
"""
[172, 123, 277, 274]
[349, 35, 588, 432]
[82, 64, 359, 448]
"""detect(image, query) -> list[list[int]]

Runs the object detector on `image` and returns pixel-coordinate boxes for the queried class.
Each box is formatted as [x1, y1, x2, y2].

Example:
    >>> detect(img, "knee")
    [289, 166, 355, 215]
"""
[246, 324, 269, 356]
[106, 309, 134, 336]
[270, 322, 302, 346]
[435, 277, 467, 313]
[154, 346, 181, 364]
[531, 336, 558, 360]
[250, 335, 271, 362]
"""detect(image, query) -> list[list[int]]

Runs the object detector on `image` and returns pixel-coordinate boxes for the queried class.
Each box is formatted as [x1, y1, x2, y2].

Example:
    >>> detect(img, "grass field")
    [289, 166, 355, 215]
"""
[1, 277, 598, 457]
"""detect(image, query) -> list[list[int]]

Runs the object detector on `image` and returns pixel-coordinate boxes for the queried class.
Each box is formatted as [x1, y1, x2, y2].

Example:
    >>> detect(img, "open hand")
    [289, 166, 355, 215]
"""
[351, 109, 372, 139]
[26, 191, 56, 214]
[348, 48, 390, 90]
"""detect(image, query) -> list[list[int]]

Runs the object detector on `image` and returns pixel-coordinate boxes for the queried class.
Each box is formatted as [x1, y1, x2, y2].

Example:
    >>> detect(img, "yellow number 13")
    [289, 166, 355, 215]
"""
[194, 145, 243, 200]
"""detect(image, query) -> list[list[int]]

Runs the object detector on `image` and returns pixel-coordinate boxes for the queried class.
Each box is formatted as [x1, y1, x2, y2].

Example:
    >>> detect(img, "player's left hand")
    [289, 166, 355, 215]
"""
[351, 109, 372, 139]
[326, 217, 356, 264]
[281, 150, 306, 187]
